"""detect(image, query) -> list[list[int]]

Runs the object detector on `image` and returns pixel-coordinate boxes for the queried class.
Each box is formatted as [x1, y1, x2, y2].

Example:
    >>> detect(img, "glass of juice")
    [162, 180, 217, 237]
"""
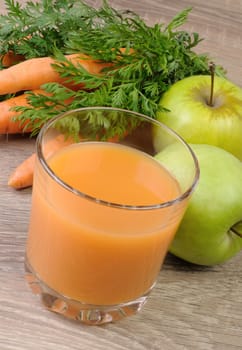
[25, 107, 199, 325]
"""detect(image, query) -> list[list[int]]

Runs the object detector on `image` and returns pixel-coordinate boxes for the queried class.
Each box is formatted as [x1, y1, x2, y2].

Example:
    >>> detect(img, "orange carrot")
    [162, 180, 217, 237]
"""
[0, 88, 74, 135]
[0, 54, 111, 95]
[1, 51, 25, 67]
[8, 153, 36, 190]
[0, 90, 46, 134]
[8, 134, 74, 189]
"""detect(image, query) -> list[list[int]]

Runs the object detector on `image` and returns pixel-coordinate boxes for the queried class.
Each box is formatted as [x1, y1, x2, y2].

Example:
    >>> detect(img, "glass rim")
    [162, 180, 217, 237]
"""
[36, 106, 200, 211]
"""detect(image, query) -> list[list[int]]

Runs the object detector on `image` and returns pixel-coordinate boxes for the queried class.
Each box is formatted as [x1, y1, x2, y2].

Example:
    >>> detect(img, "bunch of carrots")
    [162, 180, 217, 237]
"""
[1, 52, 111, 190]
[1, 3, 218, 191]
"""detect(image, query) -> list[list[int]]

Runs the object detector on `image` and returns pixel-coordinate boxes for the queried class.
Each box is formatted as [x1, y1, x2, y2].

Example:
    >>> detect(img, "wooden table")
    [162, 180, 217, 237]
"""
[0, 1, 242, 349]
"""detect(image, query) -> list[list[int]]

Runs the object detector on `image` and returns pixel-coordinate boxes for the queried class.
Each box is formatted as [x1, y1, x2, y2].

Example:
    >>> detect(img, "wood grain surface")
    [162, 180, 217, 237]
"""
[0, 1, 242, 349]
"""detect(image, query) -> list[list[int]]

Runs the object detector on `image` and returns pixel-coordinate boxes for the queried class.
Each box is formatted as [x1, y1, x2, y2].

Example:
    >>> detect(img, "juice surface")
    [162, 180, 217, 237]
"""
[48, 142, 180, 206]
[27, 141, 186, 305]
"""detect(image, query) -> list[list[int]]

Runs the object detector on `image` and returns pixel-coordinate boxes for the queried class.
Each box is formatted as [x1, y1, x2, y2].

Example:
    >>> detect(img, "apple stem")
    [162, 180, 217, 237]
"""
[208, 62, 215, 107]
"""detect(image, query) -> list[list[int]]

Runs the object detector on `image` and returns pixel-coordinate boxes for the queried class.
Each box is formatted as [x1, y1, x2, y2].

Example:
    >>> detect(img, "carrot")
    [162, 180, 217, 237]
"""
[0, 88, 75, 135]
[8, 134, 74, 189]
[0, 54, 111, 95]
[0, 90, 45, 134]
[8, 153, 36, 190]
[1, 51, 25, 67]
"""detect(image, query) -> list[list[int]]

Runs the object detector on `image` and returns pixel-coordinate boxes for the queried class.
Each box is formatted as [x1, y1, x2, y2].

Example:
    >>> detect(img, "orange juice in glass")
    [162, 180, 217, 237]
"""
[25, 107, 199, 325]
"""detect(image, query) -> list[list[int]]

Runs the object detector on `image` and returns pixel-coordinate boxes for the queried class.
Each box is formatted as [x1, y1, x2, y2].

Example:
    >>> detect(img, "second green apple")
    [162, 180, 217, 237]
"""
[155, 143, 242, 266]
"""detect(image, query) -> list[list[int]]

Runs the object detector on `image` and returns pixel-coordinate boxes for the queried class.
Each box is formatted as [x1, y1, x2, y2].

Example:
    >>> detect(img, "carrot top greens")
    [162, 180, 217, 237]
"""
[0, 0, 92, 58]
[0, 0, 225, 138]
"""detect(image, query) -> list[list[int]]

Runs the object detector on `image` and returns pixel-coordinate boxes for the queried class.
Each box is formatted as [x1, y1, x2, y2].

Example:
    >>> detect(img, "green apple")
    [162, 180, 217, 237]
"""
[155, 143, 242, 266]
[154, 75, 242, 161]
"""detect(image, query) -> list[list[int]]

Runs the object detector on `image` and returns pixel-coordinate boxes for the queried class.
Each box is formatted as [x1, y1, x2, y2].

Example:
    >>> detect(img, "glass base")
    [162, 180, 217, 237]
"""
[25, 258, 151, 325]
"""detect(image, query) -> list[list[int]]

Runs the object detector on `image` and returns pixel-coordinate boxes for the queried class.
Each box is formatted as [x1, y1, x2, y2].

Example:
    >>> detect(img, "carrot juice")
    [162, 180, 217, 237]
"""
[26, 141, 186, 306]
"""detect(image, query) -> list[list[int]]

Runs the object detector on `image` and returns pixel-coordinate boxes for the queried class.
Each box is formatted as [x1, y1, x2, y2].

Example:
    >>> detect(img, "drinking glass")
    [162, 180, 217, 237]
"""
[25, 107, 199, 325]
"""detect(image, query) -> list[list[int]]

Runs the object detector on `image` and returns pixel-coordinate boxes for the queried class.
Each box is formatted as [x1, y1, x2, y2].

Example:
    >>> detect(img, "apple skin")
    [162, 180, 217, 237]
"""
[155, 143, 242, 266]
[155, 75, 242, 161]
